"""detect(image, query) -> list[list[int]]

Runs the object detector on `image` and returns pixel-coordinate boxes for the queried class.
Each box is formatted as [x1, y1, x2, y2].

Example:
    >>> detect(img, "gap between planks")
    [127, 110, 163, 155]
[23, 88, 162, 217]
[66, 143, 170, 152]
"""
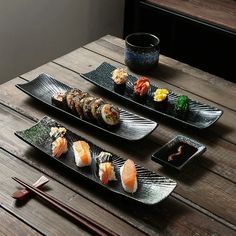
[0, 103, 235, 232]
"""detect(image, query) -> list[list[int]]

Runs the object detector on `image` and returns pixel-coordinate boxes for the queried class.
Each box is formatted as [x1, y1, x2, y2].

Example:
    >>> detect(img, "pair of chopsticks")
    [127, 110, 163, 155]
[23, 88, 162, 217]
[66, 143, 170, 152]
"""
[12, 177, 118, 236]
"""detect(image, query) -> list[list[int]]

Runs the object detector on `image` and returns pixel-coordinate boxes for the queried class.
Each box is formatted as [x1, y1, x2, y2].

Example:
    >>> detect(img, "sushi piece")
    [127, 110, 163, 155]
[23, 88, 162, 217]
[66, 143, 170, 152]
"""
[51, 137, 68, 158]
[65, 88, 82, 113]
[153, 88, 169, 110]
[91, 98, 105, 120]
[96, 151, 116, 185]
[82, 96, 96, 120]
[51, 91, 66, 109]
[120, 159, 138, 194]
[174, 95, 189, 119]
[74, 92, 90, 118]
[50, 126, 67, 139]
[133, 77, 150, 102]
[111, 68, 128, 94]
[73, 140, 91, 167]
[96, 103, 120, 127]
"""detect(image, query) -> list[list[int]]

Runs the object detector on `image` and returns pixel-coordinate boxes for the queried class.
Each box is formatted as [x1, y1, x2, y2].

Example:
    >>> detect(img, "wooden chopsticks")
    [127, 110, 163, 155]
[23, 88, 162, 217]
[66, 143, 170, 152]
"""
[12, 177, 118, 236]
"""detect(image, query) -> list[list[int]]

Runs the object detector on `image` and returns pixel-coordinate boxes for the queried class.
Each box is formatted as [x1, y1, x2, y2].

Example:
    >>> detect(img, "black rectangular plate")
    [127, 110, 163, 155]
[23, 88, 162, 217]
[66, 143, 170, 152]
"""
[81, 62, 223, 129]
[16, 74, 158, 141]
[15, 116, 177, 205]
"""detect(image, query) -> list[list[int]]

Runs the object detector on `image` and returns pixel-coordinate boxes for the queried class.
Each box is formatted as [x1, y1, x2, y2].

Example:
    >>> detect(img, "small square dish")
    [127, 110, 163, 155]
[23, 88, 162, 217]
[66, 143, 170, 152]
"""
[151, 135, 206, 170]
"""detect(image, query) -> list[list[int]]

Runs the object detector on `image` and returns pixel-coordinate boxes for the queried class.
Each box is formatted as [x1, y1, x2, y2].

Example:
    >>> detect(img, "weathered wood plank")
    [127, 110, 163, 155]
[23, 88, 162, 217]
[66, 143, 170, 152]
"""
[0, 147, 145, 236]
[0, 106, 235, 235]
[0, 209, 41, 236]
[82, 35, 236, 112]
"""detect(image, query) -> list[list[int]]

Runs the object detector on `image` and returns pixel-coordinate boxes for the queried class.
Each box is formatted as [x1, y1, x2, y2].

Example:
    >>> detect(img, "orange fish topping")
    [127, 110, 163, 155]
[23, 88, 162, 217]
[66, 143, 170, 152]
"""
[74, 141, 90, 165]
[121, 159, 137, 189]
[134, 77, 150, 96]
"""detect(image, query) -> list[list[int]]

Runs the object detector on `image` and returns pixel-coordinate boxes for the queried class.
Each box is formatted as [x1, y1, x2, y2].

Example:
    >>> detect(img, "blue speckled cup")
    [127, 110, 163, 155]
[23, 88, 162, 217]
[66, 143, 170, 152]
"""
[125, 32, 160, 72]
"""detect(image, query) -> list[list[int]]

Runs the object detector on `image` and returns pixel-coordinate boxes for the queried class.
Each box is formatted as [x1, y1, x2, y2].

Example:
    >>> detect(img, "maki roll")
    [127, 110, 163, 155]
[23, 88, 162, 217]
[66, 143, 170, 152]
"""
[82, 96, 96, 121]
[65, 88, 82, 113]
[174, 95, 189, 119]
[96, 151, 116, 185]
[153, 88, 169, 110]
[91, 98, 105, 120]
[95, 103, 120, 127]
[133, 77, 150, 102]
[111, 68, 128, 94]
[73, 140, 91, 167]
[74, 92, 90, 118]
[120, 159, 138, 194]
[51, 91, 66, 109]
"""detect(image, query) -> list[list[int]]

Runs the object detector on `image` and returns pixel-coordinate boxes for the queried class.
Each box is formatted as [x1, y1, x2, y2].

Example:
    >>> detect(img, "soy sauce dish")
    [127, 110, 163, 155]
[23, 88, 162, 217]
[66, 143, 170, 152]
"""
[151, 135, 206, 171]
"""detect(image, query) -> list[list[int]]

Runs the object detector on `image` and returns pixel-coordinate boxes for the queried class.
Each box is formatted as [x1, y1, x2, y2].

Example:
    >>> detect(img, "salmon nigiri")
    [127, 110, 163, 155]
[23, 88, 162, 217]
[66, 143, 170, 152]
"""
[73, 140, 91, 167]
[120, 159, 138, 193]
[52, 137, 68, 158]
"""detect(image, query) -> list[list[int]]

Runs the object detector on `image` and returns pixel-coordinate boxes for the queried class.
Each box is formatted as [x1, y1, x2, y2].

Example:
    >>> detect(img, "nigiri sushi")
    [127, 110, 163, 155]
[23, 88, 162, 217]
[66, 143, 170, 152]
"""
[96, 151, 116, 185]
[120, 159, 138, 193]
[51, 137, 68, 158]
[73, 140, 91, 167]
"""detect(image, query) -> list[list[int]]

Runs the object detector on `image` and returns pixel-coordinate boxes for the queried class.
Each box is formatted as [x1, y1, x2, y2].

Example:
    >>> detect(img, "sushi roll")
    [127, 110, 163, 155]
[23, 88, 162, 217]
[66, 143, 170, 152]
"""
[73, 140, 91, 167]
[51, 91, 66, 109]
[111, 68, 128, 94]
[95, 103, 120, 127]
[120, 159, 138, 194]
[174, 95, 189, 119]
[82, 96, 96, 120]
[153, 88, 169, 110]
[133, 77, 150, 102]
[96, 151, 116, 185]
[65, 88, 82, 113]
[74, 92, 90, 118]
[91, 98, 105, 120]
[51, 137, 68, 158]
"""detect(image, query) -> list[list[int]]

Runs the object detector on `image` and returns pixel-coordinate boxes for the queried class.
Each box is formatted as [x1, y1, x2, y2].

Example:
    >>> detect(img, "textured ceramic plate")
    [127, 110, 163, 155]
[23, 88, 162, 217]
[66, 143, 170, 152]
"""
[15, 116, 177, 205]
[151, 135, 206, 171]
[81, 62, 223, 129]
[16, 74, 158, 141]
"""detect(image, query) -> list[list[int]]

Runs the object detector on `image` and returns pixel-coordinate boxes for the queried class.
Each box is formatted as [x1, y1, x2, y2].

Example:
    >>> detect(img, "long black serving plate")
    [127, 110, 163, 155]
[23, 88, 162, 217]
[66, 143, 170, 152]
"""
[80, 62, 223, 129]
[15, 116, 177, 205]
[16, 74, 158, 141]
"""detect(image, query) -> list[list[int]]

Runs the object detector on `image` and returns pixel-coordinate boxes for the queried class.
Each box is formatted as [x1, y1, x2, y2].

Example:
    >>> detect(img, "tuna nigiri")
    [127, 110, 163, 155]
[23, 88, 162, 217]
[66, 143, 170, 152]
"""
[120, 159, 138, 193]
[73, 140, 91, 167]
[96, 151, 116, 185]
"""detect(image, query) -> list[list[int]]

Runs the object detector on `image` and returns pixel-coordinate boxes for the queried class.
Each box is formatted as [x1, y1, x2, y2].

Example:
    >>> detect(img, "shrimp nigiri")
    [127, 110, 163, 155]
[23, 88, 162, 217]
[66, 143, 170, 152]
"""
[73, 140, 91, 167]
[52, 137, 68, 158]
[120, 159, 138, 193]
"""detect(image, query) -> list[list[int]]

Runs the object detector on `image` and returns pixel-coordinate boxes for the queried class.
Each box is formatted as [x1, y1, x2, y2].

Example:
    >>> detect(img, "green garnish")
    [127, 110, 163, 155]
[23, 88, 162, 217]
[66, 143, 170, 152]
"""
[175, 95, 189, 112]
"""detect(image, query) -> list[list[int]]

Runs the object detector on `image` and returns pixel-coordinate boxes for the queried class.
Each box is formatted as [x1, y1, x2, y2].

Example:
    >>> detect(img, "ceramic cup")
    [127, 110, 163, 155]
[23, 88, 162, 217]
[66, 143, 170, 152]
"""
[124, 32, 160, 72]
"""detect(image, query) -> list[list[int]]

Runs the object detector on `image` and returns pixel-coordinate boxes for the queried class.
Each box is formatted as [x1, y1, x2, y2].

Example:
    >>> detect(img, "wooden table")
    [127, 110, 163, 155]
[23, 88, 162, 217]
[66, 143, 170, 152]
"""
[0, 35, 235, 236]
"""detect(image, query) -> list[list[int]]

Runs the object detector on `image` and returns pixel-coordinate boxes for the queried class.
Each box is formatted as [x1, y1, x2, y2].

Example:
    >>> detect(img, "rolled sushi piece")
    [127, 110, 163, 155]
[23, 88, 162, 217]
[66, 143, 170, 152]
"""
[96, 151, 116, 185]
[120, 159, 138, 194]
[73, 140, 91, 167]
[51, 137, 68, 158]
[91, 98, 105, 120]
[82, 96, 96, 121]
[51, 91, 67, 109]
[111, 68, 128, 94]
[174, 95, 189, 119]
[153, 88, 169, 110]
[95, 103, 120, 127]
[65, 88, 82, 113]
[73, 92, 90, 118]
